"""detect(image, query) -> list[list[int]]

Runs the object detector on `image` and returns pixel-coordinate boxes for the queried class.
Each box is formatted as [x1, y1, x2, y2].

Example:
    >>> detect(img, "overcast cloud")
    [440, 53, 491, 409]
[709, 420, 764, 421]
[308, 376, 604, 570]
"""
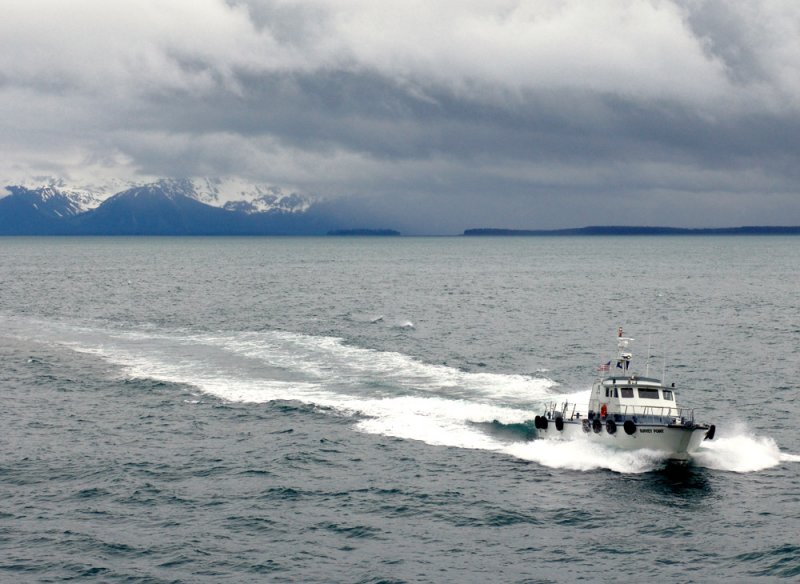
[2, 0, 799, 232]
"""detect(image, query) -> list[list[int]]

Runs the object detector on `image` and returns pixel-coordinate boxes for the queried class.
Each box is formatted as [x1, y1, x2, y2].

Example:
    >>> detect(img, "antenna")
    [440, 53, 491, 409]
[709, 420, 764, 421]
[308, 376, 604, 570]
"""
[662, 352, 667, 383]
[645, 333, 652, 377]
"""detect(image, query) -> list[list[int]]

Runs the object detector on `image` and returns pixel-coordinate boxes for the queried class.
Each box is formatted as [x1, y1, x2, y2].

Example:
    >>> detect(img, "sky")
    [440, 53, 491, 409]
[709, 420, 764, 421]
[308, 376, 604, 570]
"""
[2, 0, 800, 233]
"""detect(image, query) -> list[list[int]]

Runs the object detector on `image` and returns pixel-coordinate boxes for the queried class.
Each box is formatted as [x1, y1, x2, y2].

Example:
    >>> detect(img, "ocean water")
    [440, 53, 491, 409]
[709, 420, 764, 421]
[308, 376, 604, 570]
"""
[1, 236, 798, 583]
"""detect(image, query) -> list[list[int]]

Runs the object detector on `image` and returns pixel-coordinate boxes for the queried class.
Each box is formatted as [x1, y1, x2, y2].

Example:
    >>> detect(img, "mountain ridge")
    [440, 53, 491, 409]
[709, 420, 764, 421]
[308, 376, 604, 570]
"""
[1, 177, 311, 214]
[3, 180, 799, 236]
[0, 179, 335, 235]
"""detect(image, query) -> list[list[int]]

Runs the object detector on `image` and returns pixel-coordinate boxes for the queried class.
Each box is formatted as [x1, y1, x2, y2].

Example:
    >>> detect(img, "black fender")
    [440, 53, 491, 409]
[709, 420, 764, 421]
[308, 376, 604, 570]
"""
[592, 419, 602, 433]
[704, 424, 716, 441]
[606, 420, 617, 435]
[623, 420, 636, 435]
[555, 417, 564, 431]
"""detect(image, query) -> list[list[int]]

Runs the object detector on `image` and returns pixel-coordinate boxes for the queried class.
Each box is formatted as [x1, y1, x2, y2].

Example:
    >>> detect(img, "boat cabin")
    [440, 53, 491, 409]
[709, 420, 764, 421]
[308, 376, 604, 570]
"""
[586, 331, 695, 425]
[585, 373, 696, 426]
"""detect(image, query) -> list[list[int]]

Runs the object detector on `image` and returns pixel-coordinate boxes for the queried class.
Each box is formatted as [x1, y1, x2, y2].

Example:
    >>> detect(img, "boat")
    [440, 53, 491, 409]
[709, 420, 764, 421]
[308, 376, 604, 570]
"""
[534, 327, 715, 461]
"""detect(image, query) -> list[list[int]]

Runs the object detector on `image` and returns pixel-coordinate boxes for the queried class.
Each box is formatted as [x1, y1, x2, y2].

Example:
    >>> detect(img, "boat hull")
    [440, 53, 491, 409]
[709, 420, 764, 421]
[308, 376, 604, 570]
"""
[537, 419, 708, 461]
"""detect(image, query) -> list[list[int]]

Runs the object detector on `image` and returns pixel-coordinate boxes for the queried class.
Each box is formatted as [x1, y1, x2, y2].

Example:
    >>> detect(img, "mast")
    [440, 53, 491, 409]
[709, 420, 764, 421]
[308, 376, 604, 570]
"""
[616, 326, 633, 375]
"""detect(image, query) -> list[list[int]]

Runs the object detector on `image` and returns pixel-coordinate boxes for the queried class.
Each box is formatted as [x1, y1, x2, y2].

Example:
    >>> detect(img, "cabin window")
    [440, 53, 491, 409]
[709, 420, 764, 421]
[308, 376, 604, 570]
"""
[613, 388, 618, 397]
[605, 388, 610, 397]
[620, 388, 633, 398]
[638, 388, 660, 400]
[663, 390, 673, 400]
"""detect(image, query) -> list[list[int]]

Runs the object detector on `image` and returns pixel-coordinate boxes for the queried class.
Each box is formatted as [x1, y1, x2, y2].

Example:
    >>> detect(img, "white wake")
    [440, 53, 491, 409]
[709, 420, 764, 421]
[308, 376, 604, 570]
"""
[5, 315, 797, 475]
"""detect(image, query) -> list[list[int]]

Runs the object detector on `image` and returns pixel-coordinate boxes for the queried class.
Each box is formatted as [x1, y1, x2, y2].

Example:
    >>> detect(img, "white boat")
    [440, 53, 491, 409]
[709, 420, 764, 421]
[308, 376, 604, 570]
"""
[534, 327, 715, 461]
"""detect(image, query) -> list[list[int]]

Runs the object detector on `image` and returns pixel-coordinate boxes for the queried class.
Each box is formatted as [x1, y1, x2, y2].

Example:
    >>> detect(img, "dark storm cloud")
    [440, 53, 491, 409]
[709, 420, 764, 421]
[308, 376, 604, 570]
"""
[2, 1, 799, 231]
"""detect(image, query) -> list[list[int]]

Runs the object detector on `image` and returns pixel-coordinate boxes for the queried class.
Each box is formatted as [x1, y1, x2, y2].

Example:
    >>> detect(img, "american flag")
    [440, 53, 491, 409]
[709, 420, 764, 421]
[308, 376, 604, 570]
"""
[597, 361, 611, 372]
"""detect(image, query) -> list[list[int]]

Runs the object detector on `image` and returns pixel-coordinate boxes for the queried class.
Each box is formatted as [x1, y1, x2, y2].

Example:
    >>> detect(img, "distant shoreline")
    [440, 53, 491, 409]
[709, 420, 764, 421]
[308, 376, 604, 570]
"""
[463, 226, 800, 236]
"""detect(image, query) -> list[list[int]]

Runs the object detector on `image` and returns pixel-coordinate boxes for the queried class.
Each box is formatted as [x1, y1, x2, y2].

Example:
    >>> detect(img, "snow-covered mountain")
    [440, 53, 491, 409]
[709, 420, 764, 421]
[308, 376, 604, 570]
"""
[0, 177, 341, 235]
[190, 178, 312, 214]
[0, 177, 313, 216]
[1, 183, 102, 216]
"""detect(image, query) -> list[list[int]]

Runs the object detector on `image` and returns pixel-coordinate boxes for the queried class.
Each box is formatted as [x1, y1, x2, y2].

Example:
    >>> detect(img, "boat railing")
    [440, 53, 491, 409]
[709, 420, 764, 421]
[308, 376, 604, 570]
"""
[617, 404, 695, 424]
[544, 401, 580, 421]
[544, 401, 695, 424]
